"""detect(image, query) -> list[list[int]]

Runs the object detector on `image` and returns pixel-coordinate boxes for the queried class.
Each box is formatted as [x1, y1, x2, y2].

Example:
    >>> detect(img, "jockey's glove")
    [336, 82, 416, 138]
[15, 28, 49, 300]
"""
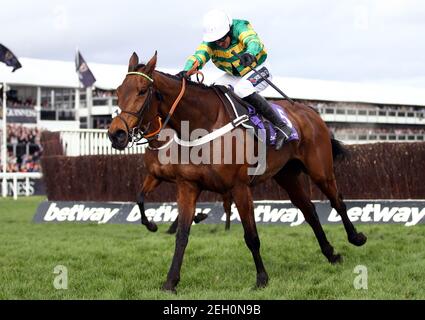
[176, 70, 188, 80]
[239, 53, 256, 67]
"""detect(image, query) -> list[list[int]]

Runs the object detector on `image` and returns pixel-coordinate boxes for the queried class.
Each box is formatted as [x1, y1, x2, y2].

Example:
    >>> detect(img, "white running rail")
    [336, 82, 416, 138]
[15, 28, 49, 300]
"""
[59, 129, 147, 156]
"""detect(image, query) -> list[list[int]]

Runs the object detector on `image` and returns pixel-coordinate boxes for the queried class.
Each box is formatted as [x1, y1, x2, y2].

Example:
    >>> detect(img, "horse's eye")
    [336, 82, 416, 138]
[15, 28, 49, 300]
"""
[112, 107, 121, 119]
[138, 89, 147, 96]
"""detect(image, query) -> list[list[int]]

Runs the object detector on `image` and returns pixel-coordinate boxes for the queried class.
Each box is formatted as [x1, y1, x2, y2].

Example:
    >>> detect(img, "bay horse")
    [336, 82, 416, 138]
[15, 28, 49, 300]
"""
[108, 52, 367, 293]
[136, 132, 233, 234]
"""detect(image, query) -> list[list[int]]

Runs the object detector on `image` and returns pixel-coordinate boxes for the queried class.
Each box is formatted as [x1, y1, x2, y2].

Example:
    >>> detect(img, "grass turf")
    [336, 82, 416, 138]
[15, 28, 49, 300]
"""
[0, 196, 424, 299]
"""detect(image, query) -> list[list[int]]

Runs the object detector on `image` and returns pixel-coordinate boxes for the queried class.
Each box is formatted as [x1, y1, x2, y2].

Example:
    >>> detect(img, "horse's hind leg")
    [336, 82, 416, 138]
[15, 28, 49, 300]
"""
[314, 177, 366, 246]
[231, 184, 268, 288]
[166, 218, 179, 234]
[167, 194, 209, 234]
[167, 213, 209, 234]
[274, 167, 342, 264]
[193, 212, 208, 223]
[138, 174, 161, 232]
[222, 192, 232, 231]
[304, 152, 367, 246]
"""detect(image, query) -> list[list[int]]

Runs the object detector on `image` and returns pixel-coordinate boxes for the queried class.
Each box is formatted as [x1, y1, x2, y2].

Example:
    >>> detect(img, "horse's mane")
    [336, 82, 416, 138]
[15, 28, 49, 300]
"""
[133, 63, 212, 91]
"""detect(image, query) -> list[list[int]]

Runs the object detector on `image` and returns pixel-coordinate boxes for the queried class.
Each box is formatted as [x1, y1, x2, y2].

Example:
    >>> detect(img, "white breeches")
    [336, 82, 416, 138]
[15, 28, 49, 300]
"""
[213, 62, 272, 98]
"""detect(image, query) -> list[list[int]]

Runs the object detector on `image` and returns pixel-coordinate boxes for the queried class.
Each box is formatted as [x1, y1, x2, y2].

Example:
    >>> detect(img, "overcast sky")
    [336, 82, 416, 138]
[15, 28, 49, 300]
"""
[1, 0, 425, 86]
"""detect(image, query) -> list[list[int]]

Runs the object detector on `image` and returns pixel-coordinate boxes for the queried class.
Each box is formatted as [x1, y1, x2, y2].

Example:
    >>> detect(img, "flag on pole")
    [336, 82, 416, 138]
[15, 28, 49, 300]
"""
[0, 44, 22, 72]
[75, 50, 96, 87]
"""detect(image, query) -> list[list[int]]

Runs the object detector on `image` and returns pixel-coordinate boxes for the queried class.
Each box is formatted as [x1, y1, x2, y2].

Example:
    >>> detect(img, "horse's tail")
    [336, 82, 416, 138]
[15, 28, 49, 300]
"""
[330, 135, 349, 161]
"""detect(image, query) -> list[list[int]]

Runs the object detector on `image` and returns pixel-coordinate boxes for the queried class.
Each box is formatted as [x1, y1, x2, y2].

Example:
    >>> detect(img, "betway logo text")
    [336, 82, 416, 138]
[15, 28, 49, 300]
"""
[225, 204, 305, 226]
[44, 203, 119, 224]
[37, 201, 425, 226]
[127, 205, 211, 223]
[329, 204, 425, 226]
[224, 204, 425, 227]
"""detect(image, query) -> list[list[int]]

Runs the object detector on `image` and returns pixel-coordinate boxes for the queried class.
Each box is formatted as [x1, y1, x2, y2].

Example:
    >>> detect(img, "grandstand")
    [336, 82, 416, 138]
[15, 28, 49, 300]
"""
[1, 57, 425, 183]
[1, 57, 424, 136]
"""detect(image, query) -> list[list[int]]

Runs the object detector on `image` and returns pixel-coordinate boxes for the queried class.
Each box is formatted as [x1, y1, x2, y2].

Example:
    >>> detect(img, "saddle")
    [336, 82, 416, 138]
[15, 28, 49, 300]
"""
[214, 85, 299, 146]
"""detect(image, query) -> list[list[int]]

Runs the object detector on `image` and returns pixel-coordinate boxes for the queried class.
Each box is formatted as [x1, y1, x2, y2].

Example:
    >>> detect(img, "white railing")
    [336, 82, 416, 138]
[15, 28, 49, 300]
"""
[0, 172, 43, 200]
[59, 129, 147, 156]
[58, 128, 424, 155]
[319, 106, 425, 125]
[335, 132, 425, 144]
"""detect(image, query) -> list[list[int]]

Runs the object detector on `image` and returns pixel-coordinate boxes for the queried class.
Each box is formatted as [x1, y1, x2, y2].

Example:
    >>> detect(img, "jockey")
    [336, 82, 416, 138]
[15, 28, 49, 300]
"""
[176, 9, 292, 150]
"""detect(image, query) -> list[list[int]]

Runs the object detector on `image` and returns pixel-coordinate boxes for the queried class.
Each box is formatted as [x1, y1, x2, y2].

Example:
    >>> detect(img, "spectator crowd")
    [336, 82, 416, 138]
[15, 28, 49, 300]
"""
[0, 124, 42, 172]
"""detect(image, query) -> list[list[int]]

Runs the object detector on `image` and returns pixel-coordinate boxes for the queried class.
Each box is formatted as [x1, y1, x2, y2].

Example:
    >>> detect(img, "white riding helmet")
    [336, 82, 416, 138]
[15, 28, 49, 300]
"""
[202, 9, 232, 42]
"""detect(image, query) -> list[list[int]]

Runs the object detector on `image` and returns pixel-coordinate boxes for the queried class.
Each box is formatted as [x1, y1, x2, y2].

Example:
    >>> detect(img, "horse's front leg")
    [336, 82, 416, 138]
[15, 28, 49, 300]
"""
[231, 184, 268, 288]
[137, 174, 161, 232]
[162, 181, 200, 293]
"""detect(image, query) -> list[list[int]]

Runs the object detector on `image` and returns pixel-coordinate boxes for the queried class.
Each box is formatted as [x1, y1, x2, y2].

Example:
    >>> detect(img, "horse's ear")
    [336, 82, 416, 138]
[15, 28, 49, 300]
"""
[145, 51, 157, 75]
[128, 52, 139, 71]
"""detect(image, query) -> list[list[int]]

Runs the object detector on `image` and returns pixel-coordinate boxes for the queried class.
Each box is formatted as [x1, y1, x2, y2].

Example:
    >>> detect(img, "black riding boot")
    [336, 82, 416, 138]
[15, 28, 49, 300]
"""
[243, 93, 292, 150]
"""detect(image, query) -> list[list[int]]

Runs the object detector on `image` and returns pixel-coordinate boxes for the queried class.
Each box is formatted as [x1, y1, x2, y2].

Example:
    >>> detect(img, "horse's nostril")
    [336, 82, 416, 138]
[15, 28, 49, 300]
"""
[116, 130, 127, 142]
[108, 129, 128, 149]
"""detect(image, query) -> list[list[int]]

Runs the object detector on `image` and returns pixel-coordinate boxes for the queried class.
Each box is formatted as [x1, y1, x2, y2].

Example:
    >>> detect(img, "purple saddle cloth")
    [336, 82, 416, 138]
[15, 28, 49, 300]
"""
[246, 103, 299, 146]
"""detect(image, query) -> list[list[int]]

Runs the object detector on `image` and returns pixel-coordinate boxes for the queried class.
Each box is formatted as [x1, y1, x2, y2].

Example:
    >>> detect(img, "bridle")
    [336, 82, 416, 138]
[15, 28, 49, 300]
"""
[116, 71, 167, 146]
[115, 66, 203, 147]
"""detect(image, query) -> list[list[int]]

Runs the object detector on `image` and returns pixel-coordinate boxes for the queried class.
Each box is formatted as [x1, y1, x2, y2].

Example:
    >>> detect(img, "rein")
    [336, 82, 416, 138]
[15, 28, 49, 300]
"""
[160, 65, 204, 131]
[158, 67, 204, 136]
[160, 75, 186, 134]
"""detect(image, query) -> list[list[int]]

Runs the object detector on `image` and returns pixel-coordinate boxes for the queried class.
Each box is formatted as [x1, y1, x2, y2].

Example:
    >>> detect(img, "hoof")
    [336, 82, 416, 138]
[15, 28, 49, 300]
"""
[146, 222, 158, 232]
[256, 272, 269, 288]
[349, 232, 367, 247]
[194, 213, 208, 224]
[328, 253, 343, 265]
[162, 283, 177, 294]
[166, 227, 177, 235]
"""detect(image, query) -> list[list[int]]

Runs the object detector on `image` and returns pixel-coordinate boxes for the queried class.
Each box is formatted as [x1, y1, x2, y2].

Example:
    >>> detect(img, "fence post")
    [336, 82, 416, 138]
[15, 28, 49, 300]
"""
[1, 178, 7, 198]
[13, 175, 17, 200]
[26, 177, 30, 197]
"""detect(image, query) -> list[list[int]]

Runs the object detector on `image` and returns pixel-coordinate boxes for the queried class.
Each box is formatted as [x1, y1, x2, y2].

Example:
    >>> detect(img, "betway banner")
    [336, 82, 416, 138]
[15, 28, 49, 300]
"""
[33, 200, 425, 226]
